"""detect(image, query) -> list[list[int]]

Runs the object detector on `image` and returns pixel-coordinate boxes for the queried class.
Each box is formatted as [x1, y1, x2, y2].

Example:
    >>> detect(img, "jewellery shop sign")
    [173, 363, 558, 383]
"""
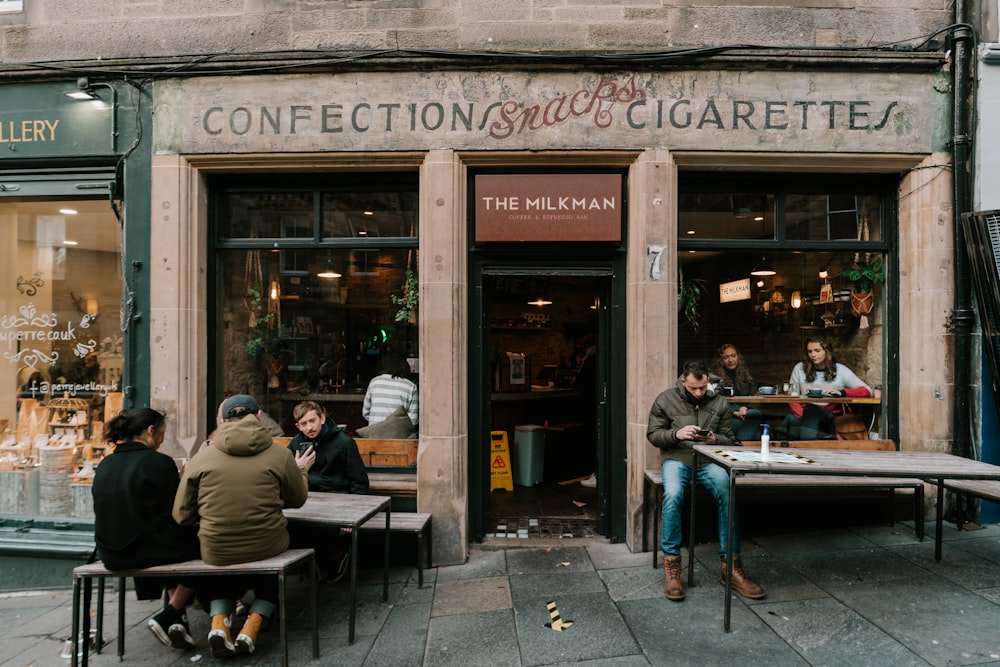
[2, 303, 118, 399]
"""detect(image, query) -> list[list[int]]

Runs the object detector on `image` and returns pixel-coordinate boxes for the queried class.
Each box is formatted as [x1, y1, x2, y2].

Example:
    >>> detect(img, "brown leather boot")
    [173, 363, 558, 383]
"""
[720, 555, 766, 599]
[663, 555, 685, 601]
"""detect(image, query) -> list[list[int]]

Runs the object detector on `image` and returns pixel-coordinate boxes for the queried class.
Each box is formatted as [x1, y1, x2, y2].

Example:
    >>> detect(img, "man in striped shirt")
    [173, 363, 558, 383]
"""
[362, 355, 418, 429]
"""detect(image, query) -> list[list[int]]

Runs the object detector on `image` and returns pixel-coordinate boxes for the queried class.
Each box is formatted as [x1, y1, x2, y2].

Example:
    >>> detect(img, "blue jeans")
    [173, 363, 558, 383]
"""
[660, 459, 740, 557]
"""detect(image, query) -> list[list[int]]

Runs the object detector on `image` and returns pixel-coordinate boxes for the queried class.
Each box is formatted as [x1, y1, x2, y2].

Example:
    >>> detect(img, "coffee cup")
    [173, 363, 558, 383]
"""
[806, 388, 823, 398]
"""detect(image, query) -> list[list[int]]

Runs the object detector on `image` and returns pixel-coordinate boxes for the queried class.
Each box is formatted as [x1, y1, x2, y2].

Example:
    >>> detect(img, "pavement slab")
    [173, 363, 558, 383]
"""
[7, 522, 1000, 666]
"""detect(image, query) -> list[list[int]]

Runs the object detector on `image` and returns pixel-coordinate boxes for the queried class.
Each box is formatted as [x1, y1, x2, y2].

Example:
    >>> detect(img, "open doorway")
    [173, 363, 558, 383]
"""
[479, 272, 608, 540]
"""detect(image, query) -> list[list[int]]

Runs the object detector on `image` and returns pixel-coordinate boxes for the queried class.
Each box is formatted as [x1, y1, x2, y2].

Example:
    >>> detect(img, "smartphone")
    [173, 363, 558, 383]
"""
[695, 428, 711, 436]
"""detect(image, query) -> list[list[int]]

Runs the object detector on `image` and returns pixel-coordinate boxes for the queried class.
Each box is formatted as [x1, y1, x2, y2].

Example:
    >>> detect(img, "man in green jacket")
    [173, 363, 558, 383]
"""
[173, 394, 315, 658]
[646, 360, 765, 603]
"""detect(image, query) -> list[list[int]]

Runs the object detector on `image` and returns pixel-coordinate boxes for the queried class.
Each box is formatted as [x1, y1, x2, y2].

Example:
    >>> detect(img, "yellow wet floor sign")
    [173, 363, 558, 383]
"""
[490, 430, 513, 492]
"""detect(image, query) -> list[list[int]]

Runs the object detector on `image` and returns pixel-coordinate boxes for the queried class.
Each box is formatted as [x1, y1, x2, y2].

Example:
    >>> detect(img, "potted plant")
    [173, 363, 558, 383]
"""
[678, 278, 707, 332]
[391, 269, 419, 323]
[842, 256, 884, 315]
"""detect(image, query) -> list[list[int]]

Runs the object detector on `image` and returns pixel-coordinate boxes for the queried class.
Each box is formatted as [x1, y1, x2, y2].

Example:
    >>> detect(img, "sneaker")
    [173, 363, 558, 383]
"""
[207, 613, 235, 659]
[235, 612, 265, 655]
[580, 474, 597, 488]
[167, 609, 195, 650]
[325, 544, 352, 583]
[146, 607, 176, 648]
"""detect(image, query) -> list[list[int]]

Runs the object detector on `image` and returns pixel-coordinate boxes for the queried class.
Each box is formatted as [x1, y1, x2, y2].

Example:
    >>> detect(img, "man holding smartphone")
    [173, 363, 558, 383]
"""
[646, 359, 765, 603]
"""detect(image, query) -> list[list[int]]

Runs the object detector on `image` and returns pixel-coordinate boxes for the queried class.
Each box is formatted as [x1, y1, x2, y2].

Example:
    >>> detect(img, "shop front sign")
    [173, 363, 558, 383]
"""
[173, 69, 938, 154]
[474, 173, 622, 243]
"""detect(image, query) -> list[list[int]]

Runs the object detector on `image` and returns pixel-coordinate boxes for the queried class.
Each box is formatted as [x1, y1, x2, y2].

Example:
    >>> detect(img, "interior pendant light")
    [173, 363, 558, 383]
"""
[528, 294, 552, 306]
[317, 257, 341, 279]
[750, 256, 776, 277]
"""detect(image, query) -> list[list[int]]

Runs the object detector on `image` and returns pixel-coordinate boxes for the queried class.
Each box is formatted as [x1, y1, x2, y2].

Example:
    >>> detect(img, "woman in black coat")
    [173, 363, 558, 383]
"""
[92, 408, 200, 651]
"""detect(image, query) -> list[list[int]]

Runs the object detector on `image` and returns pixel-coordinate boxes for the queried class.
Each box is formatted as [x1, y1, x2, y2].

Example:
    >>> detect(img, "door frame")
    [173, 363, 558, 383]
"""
[468, 252, 627, 541]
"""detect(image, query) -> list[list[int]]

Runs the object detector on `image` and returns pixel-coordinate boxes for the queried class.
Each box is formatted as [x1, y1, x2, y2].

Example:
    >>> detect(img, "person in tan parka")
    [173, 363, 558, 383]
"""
[173, 394, 315, 658]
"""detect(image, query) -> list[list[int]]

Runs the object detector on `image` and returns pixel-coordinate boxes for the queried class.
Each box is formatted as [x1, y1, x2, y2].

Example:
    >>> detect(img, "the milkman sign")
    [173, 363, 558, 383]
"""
[719, 279, 751, 303]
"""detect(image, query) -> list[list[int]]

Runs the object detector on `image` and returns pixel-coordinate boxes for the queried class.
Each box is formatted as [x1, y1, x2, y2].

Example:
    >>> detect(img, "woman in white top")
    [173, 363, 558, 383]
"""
[783, 337, 872, 439]
[362, 355, 418, 428]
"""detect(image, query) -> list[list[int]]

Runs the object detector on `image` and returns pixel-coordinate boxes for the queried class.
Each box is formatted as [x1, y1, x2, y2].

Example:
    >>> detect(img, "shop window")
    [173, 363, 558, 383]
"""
[677, 175, 891, 440]
[213, 176, 419, 455]
[679, 193, 776, 240]
[0, 198, 123, 516]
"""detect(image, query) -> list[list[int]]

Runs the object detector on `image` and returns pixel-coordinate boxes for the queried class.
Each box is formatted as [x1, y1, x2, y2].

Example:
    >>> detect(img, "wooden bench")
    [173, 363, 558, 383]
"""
[938, 479, 1000, 529]
[359, 511, 432, 587]
[355, 437, 418, 467]
[70, 548, 318, 667]
[643, 439, 926, 567]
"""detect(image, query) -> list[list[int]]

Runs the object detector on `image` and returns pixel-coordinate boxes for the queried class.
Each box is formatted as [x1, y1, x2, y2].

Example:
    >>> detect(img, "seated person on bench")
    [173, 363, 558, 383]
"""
[709, 343, 763, 442]
[173, 394, 314, 658]
[783, 337, 872, 439]
[288, 400, 369, 583]
[93, 408, 201, 652]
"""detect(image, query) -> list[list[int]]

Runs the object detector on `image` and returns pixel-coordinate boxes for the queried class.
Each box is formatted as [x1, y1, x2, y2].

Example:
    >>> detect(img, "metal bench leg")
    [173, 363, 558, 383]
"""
[117, 576, 126, 660]
[416, 531, 424, 588]
[278, 570, 288, 667]
[71, 577, 81, 667]
[643, 476, 650, 557]
[95, 578, 104, 654]
[310, 555, 319, 658]
[653, 484, 663, 569]
[915, 485, 925, 541]
[383, 509, 390, 602]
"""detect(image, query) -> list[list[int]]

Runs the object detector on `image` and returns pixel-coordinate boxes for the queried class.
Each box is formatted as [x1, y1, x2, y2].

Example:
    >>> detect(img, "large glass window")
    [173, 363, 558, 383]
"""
[677, 174, 892, 440]
[0, 198, 123, 515]
[214, 175, 419, 445]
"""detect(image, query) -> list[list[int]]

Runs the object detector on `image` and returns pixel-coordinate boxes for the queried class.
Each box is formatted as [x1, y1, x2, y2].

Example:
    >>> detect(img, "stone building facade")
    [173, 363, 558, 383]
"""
[0, 1, 982, 567]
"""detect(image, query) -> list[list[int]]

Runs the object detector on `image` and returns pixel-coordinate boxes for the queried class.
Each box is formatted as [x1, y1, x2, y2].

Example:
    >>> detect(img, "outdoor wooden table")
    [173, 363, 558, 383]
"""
[690, 444, 1000, 631]
[283, 492, 390, 643]
[725, 395, 881, 405]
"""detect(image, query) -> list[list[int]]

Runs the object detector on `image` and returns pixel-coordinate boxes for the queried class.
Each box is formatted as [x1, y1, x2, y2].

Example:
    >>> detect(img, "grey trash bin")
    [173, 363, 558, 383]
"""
[513, 424, 545, 486]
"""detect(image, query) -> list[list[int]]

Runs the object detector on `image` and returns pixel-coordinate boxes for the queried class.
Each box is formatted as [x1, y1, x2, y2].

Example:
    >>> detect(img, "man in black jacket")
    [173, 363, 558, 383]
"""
[288, 400, 369, 580]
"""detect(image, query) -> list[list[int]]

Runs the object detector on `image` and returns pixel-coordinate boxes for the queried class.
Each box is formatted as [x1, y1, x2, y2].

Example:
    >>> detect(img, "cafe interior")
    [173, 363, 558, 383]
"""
[485, 275, 603, 537]
[676, 184, 887, 444]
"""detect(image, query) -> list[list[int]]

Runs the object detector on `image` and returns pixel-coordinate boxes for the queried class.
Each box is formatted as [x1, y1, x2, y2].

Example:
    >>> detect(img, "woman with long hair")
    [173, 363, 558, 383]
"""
[710, 343, 762, 441]
[784, 337, 872, 439]
[92, 408, 200, 651]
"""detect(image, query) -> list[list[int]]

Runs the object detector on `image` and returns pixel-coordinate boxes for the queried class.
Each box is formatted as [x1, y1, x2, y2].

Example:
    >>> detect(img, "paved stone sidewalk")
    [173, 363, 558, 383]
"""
[4, 519, 1000, 666]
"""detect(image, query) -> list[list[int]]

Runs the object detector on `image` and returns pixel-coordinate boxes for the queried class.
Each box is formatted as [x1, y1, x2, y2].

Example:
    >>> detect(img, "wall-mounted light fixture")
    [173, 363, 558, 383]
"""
[790, 290, 802, 309]
[269, 280, 280, 301]
[64, 77, 99, 100]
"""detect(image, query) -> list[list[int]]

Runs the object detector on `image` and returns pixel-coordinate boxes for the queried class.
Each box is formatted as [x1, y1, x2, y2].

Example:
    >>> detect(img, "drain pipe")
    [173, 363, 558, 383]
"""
[950, 17, 975, 461]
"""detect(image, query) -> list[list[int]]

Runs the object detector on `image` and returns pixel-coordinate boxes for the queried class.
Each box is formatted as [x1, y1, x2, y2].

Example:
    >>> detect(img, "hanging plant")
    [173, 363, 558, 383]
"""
[678, 278, 707, 332]
[842, 256, 884, 294]
[391, 269, 419, 323]
[842, 256, 884, 316]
